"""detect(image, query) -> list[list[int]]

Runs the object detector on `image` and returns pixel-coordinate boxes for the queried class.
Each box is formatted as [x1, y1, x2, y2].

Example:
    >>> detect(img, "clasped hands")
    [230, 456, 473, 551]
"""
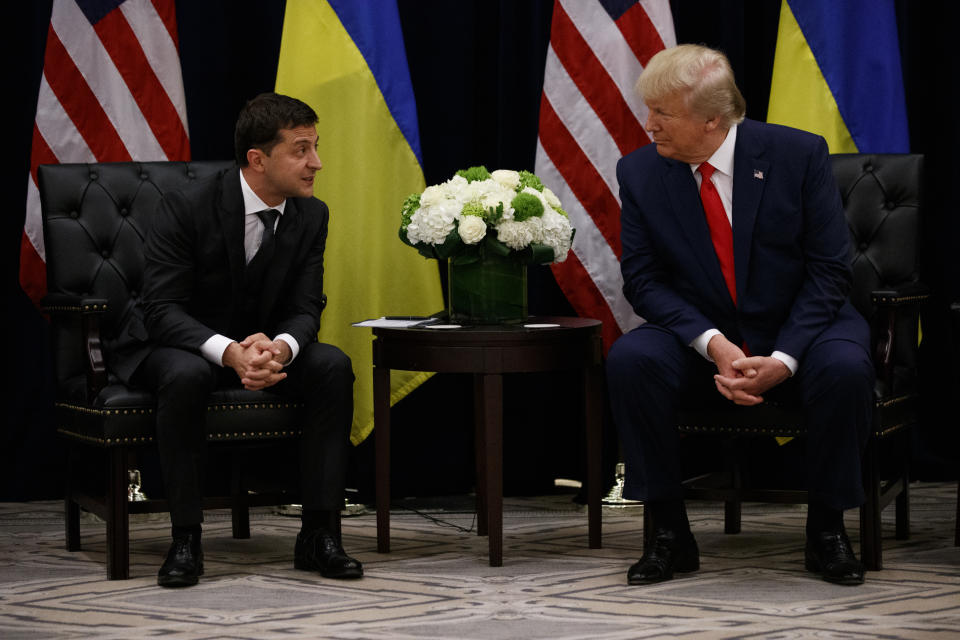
[707, 334, 790, 406]
[223, 332, 292, 391]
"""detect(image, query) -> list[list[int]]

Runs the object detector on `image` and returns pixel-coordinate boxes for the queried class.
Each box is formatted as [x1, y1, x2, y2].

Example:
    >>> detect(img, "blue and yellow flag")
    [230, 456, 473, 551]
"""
[276, 0, 443, 444]
[767, 0, 909, 153]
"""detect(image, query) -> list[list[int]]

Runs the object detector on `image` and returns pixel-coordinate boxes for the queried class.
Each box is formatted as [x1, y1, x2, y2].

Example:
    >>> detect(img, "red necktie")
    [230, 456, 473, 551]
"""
[698, 162, 736, 304]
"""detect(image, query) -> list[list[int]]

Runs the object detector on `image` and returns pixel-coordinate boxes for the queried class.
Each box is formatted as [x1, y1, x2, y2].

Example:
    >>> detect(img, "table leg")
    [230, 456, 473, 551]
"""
[374, 364, 391, 553]
[474, 374, 488, 536]
[585, 363, 602, 549]
[479, 373, 503, 567]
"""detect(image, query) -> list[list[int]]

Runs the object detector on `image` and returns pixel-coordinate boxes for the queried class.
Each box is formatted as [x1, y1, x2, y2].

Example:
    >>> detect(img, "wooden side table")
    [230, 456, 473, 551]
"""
[372, 316, 603, 566]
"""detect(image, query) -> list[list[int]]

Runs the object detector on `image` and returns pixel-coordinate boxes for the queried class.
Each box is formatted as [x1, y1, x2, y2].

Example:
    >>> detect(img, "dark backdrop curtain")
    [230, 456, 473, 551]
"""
[4, 0, 957, 500]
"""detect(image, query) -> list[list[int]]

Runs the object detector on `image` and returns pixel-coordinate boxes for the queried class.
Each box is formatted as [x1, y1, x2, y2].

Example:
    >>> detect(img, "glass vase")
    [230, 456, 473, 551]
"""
[448, 253, 527, 324]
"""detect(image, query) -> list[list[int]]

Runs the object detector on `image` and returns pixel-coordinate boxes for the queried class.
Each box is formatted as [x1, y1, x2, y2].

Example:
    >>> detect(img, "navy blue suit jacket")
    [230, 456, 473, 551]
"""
[616, 118, 867, 361]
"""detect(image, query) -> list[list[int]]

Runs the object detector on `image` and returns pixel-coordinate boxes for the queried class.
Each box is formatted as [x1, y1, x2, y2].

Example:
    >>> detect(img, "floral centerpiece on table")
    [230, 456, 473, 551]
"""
[398, 166, 575, 324]
[399, 166, 574, 265]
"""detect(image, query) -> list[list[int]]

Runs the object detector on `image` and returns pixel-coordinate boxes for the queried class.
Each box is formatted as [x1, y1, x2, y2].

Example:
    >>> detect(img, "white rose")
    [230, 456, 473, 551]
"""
[542, 187, 562, 209]
[419, 185, 446, 208]
[490, 169, 521, 191]
[458, 215, 488, 244]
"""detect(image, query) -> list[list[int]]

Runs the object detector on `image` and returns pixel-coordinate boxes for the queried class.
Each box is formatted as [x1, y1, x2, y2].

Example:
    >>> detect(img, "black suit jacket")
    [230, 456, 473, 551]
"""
[108, 167, 329, 383]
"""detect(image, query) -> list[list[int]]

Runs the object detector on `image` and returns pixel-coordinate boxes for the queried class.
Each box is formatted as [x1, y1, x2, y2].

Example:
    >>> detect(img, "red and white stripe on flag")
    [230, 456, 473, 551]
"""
[536, 0, 675, 352]
[19, 0, 190, 305]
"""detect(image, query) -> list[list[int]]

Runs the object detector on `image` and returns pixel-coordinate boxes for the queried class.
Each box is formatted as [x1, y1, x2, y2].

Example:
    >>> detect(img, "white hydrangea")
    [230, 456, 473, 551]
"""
[495, 220, 536, 250]
[458, 215, 487, 244]
[406, 199, 460, 245]
[540, 209, 573, 261]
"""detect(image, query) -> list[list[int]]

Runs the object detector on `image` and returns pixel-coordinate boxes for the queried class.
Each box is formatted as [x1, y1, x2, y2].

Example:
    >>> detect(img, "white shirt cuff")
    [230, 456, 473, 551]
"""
[274, 333, 299, 364]
[691, 329, 722, 361]
[771, 350, 798, 376]
[201, 334, 235, 366]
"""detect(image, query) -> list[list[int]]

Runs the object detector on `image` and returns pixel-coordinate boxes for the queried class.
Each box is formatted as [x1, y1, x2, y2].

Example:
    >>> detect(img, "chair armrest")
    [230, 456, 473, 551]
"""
[41, 294, 109, 402]
[870, 282, 928, 390]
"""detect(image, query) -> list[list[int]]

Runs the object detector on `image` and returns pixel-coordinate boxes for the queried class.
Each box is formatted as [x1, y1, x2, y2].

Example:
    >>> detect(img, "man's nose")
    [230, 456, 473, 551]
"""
[308, 149, 322, 171]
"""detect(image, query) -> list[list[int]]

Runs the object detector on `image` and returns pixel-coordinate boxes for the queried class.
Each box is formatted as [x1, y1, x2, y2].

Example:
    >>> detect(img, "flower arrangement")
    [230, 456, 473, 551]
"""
[399, 166, 574, 265]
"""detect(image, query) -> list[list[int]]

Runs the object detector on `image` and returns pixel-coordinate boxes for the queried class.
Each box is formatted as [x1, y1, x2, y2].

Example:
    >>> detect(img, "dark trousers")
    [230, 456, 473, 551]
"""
[132, 342, 354, 526]
[606, 322, 874, 512]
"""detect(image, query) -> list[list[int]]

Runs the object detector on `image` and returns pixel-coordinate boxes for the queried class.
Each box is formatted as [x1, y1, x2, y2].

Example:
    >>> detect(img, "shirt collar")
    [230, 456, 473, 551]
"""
[690, 123, 738, 177]
[238, 168, 286, 216]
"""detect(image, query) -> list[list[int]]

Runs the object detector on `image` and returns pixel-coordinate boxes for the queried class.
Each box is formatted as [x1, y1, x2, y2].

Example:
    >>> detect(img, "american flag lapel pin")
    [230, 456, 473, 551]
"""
[753, 169, 764, 180]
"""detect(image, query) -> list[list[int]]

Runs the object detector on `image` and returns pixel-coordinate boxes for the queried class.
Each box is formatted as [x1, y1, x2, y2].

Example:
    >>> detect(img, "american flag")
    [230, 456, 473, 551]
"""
[535, 0, 676, 351]
[19, 0, 190, 305]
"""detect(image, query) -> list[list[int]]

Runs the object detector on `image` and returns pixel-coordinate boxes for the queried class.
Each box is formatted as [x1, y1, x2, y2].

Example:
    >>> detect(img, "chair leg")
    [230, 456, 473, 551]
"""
[895, 470, 910, 541]
[65, 496, 81, 552]
[953, 482, 960, 547]
[860, 439, 882, 571]
[106, 447, 131, 580]
[65, 448, 81, 552]
[231, 450, 251, 539]
[724, 445, 742, 534]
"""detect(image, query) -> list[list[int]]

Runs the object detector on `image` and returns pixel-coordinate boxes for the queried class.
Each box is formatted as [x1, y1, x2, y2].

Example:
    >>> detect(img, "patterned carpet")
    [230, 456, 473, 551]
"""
[1, 484, 958, 639]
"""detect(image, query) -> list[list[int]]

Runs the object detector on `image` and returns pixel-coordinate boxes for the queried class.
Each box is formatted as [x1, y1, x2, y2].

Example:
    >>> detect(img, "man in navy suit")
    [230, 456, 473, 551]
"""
[129, 93, 362, 587]
[607, 45, 872, 586]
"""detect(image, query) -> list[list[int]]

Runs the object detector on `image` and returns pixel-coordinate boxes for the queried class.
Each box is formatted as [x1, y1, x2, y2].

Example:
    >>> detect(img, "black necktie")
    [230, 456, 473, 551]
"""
[246, 208, 279, 288]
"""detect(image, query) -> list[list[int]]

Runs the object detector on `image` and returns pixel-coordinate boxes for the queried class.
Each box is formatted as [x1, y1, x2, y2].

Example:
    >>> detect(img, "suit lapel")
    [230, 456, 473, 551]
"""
[218, 169, 247, 300]
[731, 120, 769, 297]
[662, 157, 732, 306]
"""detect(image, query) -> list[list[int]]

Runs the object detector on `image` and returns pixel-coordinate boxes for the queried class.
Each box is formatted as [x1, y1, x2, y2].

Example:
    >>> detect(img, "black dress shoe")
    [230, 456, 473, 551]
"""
[805, 530, 865, 585]
[627, 528, 699, 585]
[294, 529, 363, 579]
[158, 533, 203, 588]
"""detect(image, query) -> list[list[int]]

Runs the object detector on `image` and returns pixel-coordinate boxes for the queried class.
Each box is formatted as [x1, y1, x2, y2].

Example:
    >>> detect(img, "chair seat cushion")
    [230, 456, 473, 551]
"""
[55, 376, 304, 446]
[677, 388, 917, 439]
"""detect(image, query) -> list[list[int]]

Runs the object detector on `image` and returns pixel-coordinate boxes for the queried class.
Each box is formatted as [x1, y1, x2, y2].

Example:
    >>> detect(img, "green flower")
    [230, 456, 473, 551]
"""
[511, 192, 544, 221]
[461, 202, 485, 218]
[400, 192, 421, 233]
[517, 170, 543, 192]
[456, 165, 492, 182]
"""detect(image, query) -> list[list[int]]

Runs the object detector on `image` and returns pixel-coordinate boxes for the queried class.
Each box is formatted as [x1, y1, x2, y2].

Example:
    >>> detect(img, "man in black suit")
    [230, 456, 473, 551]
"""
[607, 45, 872, 586]
[128, 93, 361, 587]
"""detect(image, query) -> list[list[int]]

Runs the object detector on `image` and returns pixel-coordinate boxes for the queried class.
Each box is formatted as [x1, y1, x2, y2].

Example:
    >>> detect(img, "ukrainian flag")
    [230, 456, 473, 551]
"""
[276, 0, 443, 444]
[767, 0, 909, 153]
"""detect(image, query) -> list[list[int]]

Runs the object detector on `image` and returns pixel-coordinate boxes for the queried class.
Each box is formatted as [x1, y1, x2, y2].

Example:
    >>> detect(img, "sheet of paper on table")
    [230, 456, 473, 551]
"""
[352, 317, 440, 328]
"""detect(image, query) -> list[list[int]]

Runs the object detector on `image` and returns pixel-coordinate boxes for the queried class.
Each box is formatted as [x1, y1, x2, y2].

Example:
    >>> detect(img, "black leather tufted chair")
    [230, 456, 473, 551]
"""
[40, 161, 310, 579]
[644, 154, 926, 571]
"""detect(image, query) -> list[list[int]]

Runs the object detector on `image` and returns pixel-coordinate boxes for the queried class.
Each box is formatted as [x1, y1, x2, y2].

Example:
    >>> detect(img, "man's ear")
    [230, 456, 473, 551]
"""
[245, 148, 266, 172]
[703, 115, 722, 133]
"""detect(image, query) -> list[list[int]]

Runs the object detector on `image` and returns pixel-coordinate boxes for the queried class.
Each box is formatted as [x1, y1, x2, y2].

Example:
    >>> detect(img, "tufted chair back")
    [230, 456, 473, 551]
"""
[831, 154, 924, 394]
[39, 161, 233, 384]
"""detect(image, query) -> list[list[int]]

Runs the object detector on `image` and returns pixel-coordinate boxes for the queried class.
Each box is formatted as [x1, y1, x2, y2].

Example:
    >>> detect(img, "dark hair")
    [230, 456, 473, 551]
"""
[234, 93, 318, 166]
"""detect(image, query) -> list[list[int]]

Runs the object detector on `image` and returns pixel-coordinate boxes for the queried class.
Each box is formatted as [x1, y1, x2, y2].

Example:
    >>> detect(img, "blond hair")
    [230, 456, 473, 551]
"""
[636, 44, 746, 128]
